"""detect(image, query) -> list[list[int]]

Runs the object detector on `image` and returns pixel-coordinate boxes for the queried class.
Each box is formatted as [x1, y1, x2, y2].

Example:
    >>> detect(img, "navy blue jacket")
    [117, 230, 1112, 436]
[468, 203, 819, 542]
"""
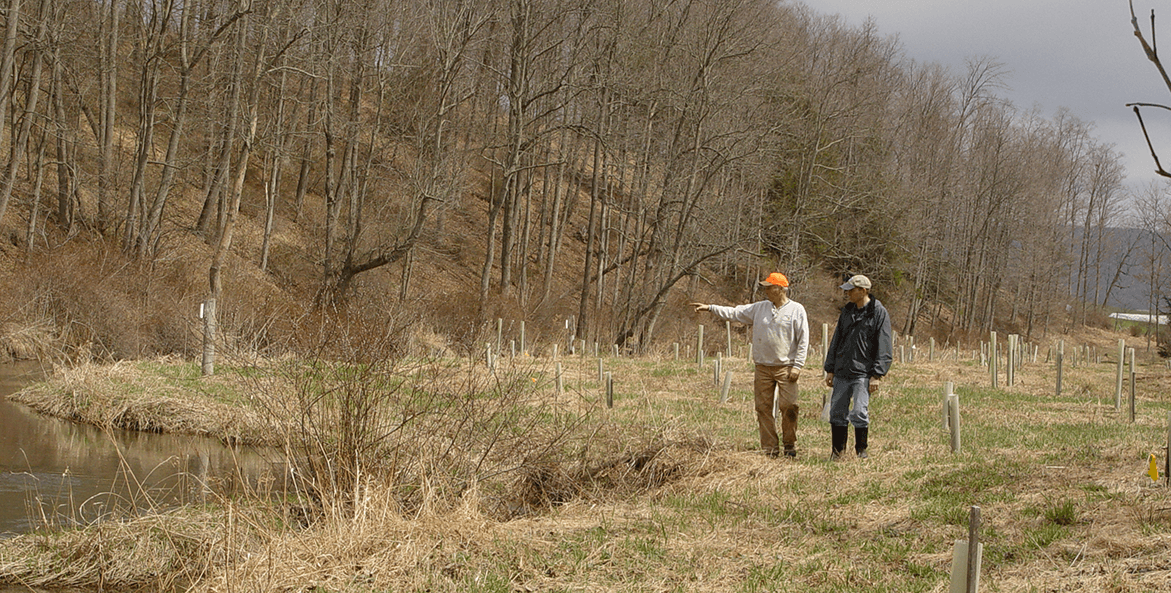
[823, 298, 892, 379]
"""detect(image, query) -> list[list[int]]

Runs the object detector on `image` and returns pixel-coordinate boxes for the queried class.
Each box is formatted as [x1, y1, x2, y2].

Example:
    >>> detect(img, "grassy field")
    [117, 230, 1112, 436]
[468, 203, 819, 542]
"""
[3, 336, 1171, 592]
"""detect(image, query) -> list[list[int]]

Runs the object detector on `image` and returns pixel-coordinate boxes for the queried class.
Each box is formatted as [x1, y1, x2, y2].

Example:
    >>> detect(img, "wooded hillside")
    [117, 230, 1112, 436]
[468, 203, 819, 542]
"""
[0, 0, 1137, 359]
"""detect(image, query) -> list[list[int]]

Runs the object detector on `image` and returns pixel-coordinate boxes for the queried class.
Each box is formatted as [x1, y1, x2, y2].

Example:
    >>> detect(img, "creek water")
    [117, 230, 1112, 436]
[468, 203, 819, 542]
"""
[0, 361, 283, 536]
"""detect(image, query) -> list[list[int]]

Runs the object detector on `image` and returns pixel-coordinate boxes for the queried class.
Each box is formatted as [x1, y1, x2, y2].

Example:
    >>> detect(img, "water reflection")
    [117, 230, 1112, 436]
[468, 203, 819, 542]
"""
[0, 362, 284, 535]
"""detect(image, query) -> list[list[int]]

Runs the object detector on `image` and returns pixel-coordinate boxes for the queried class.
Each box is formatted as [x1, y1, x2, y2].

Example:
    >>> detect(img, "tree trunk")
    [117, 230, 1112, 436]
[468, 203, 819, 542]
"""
[0, 0, 47, 225]
[576, 137, 601, 342]
[204, 5, 261, 375]
[261, 65, 290, 272]
[293, 80, 317, 223]
[25, 126, 48, 250]
[50, 40, 76, 232]
[96, 0, 117, 232]
[0, 0, 22, 157]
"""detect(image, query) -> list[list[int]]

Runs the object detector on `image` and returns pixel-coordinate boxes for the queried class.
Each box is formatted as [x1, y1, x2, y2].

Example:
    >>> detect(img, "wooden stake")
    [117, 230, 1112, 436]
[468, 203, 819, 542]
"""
[555, 362, 563, 396]
[697, 325, 704, 367]
[725, 320, 732, 358]
[943, 381, 954, 431]
[967, 506, 981, 593]
[1006, 334, 1015, 387]
[989, 331, 998, 389]
[1055, 350, 1063, 397]
[773, 384, 779, 420]
[605, 371, 613, 408]
[1129, 347, 1136, 423]
[1116, 339, 1125, 410]
[948, 394, 961, 453]
[821, 323, 829, 373]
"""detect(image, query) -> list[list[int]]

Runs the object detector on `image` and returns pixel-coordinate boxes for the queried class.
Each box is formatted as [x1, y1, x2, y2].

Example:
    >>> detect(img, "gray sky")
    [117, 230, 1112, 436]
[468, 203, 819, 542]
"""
[807, 0, 1171, 192]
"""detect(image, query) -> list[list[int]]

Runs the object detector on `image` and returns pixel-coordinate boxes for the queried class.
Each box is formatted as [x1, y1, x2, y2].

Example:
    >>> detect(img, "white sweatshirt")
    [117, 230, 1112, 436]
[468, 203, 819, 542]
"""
[708, 299, 809, 368]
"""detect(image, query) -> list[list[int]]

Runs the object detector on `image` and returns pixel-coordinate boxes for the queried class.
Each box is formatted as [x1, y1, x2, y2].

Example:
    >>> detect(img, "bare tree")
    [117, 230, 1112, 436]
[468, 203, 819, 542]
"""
[318, 0, 491, 303]
[0, 0, 48, 226]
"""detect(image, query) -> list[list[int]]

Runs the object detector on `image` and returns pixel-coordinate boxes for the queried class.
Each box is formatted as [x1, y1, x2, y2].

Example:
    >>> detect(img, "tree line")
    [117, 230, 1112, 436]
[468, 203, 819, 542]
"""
[0, 0, 1133, 351]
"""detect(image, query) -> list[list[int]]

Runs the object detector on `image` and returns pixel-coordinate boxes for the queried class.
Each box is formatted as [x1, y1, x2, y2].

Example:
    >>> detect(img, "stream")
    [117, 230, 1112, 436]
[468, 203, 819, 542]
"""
[0, 361, 283, 536]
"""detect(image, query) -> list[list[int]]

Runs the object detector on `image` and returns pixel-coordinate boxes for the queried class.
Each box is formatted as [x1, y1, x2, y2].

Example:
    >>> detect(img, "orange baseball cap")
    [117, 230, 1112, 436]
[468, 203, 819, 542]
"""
[758, 272, 789, 287]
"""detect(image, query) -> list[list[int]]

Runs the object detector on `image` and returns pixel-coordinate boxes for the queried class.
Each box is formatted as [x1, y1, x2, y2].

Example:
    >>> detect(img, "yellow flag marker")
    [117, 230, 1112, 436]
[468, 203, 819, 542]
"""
[1149, 453, 1160, 483]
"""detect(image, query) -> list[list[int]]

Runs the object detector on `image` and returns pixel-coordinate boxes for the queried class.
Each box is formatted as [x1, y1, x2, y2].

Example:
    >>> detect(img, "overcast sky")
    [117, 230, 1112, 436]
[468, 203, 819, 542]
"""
[806, 0, 1171, 193]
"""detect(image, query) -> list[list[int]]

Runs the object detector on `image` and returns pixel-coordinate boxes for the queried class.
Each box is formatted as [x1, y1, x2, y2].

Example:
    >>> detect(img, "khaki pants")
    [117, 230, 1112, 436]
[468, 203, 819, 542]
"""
[753, 364, 799, 455]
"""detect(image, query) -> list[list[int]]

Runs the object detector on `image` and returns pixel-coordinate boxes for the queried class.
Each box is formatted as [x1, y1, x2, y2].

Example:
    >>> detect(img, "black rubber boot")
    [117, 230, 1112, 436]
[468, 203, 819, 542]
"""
[855, 426, 869, 459]
[831, 425, 848, 460]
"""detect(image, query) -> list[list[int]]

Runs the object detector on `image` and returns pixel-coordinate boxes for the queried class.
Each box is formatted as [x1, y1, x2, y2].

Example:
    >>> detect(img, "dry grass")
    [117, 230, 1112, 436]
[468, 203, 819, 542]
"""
[9, 356, 279, 445]
[3, 331, 1171, 592]
[0, 320, 56, 363]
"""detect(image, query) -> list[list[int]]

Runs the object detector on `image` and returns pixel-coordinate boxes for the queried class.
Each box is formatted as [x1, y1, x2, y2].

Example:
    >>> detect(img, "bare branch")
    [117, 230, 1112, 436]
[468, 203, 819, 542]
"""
[1130, 105, 1171, 178]
[1131, 2, 1171, 94]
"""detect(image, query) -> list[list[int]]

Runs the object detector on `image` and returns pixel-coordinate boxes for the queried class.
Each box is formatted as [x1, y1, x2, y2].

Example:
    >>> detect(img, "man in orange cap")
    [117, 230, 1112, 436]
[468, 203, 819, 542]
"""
[693, 273, 809, 458]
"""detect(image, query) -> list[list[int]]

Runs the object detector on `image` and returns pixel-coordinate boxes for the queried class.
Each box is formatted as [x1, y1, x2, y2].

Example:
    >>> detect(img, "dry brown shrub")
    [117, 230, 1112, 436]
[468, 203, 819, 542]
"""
[0, 234, 311, 363]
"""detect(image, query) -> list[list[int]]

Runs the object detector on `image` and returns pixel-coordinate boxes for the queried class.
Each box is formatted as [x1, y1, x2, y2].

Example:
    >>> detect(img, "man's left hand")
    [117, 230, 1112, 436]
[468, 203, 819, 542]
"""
[868, 376, 881, 393]
[787, 367, 800, 382]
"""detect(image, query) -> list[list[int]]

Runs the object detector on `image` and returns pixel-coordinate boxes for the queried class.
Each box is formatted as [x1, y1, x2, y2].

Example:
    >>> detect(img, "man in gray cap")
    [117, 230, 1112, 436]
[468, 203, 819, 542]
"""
[823, 274, 892, 460]
[693, 272, 809, 458]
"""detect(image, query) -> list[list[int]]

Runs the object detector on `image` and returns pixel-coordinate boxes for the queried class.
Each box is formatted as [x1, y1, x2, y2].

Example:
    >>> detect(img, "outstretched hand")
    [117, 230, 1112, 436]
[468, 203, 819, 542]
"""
[691, 302, 709, 312]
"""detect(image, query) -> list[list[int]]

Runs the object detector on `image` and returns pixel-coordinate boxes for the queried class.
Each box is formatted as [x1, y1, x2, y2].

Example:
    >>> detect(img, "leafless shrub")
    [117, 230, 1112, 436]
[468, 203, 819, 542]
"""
[249, 314, 586, 520]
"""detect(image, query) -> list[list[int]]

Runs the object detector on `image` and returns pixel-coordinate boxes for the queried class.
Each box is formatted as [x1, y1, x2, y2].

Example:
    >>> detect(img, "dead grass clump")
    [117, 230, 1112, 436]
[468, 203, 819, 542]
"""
[9, 358, 278, 445]
[0, 319, 56, 362]
[498, 434, 707, 519]
[0, 507, 226, 591]
[585, 435, 711, 494]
